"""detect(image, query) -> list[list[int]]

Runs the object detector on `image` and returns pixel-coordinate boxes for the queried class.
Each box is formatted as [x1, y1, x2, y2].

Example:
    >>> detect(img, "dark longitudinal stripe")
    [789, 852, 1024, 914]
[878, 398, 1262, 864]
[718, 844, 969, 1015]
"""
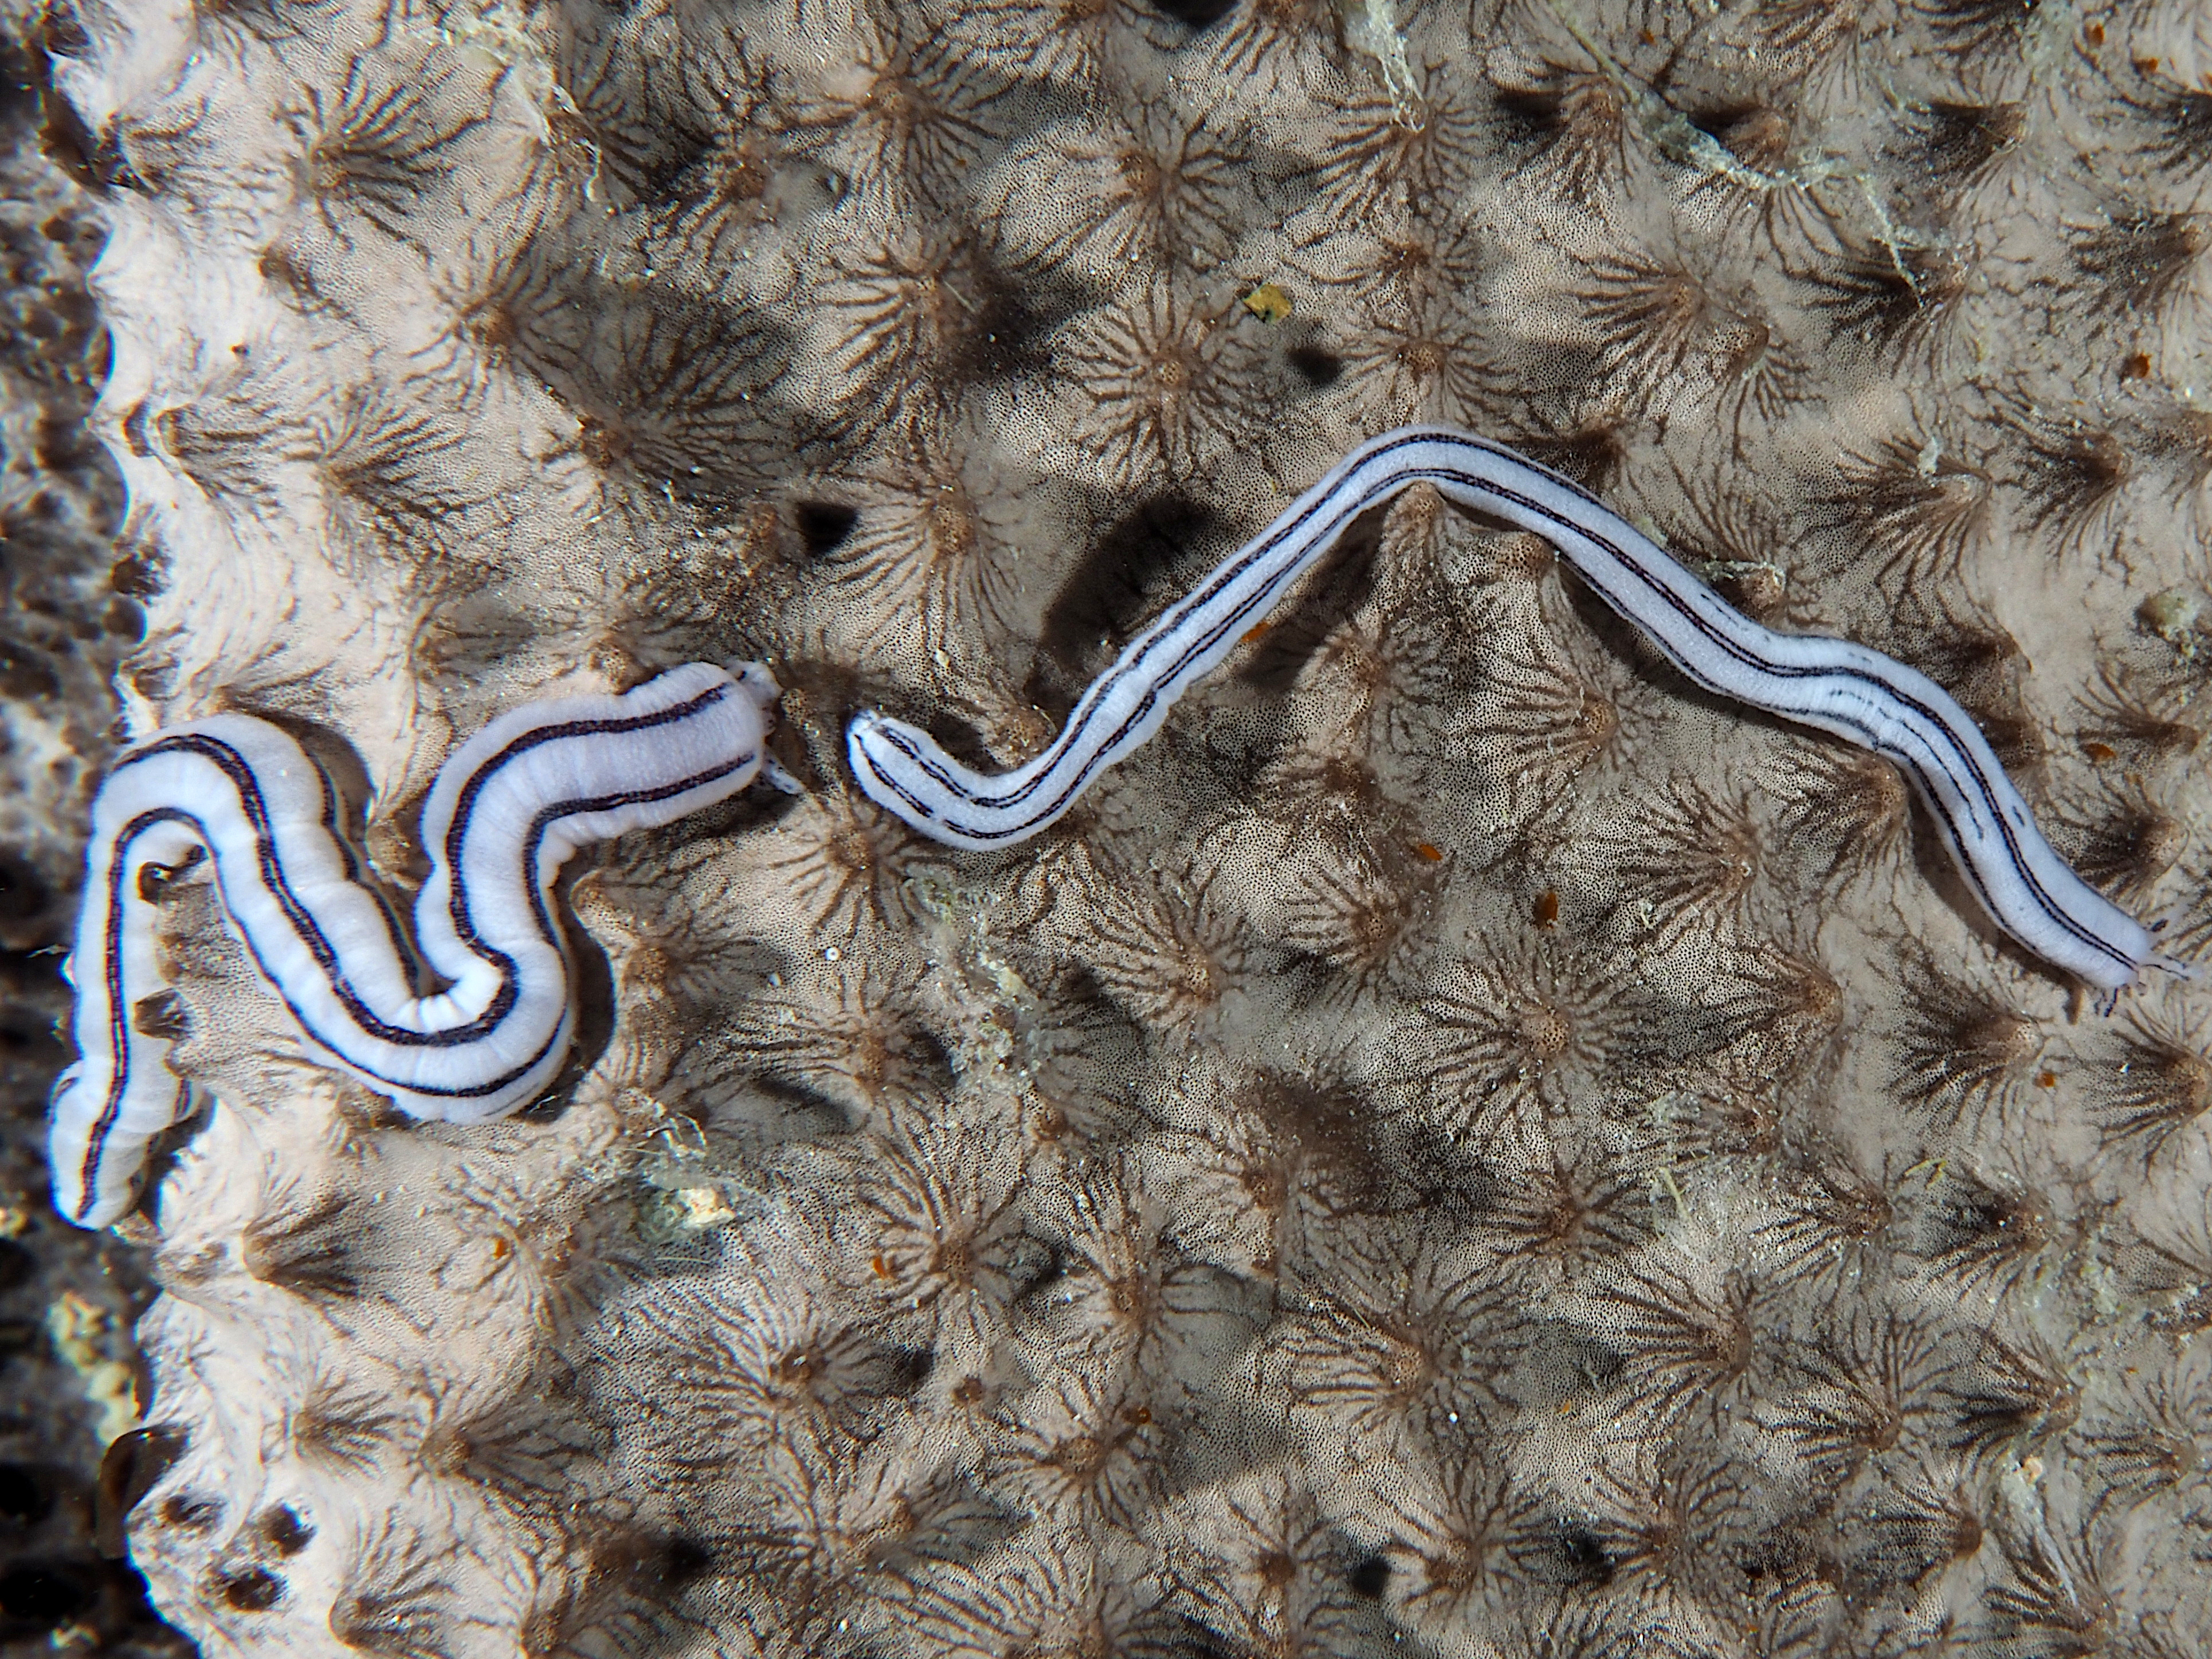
[75, 806, 195, 1220]
[103, 686, 752, 1100]
[876, 429, 2132, 979]
[1430, 447, 2124, 976]
[438, 684, 737, 959]
[57, 662, 780, 1230]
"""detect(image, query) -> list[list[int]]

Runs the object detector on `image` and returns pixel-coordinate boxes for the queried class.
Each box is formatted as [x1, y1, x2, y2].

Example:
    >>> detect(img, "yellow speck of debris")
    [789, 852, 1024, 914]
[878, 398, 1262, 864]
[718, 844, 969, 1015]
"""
[2142, 589, 2203, 658]
[46, 1291, 139, 1446]
[1242, 283, 1293, 324]
[674, 1186, 735, 1229]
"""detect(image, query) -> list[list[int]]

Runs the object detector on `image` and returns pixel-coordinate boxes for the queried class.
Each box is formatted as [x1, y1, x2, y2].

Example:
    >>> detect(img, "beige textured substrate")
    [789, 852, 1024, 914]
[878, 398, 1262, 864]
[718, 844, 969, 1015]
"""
[42, 0, 2212, 1653]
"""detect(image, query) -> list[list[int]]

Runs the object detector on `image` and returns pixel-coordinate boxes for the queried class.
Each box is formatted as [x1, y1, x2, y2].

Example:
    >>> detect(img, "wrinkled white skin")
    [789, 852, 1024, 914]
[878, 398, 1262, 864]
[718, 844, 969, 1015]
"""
[852, 426, 2153, 991]
[49, 662, 778, 1227]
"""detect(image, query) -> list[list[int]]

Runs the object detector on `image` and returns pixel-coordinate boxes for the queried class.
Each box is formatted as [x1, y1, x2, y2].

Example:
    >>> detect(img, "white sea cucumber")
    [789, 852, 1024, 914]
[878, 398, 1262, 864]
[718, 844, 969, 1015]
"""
[847, 425, 2156, 991]
[49, 662, 779, 1229]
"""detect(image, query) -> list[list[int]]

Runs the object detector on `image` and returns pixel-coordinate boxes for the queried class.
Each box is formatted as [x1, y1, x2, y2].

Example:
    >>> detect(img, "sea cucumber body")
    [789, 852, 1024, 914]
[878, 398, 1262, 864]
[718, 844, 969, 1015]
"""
[49, 662, 775, 1228]
[848, 426, 2152, 990]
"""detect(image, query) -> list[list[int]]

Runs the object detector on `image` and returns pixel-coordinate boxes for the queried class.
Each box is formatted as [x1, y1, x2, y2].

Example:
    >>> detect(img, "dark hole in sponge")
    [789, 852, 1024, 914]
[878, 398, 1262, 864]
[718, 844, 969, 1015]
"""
[1147, 0, 1238, 28]
[132, 991, 189, 1041]
[134, 844, 205, 904]
[157, 1491, 220, 1532]
[662, 1536, 716, 1585]
[884, 1346, 935, 1397]
[257, 1504, 313, 1556]
[218, 1567, 284, 1612]
[1550, 1524, 1615, 1586]
[630, 125, 717, 207]
[794, 501, 859, 558]
[1347, 1555, 1390, 1598]
[1287, 344, 1343, 389]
